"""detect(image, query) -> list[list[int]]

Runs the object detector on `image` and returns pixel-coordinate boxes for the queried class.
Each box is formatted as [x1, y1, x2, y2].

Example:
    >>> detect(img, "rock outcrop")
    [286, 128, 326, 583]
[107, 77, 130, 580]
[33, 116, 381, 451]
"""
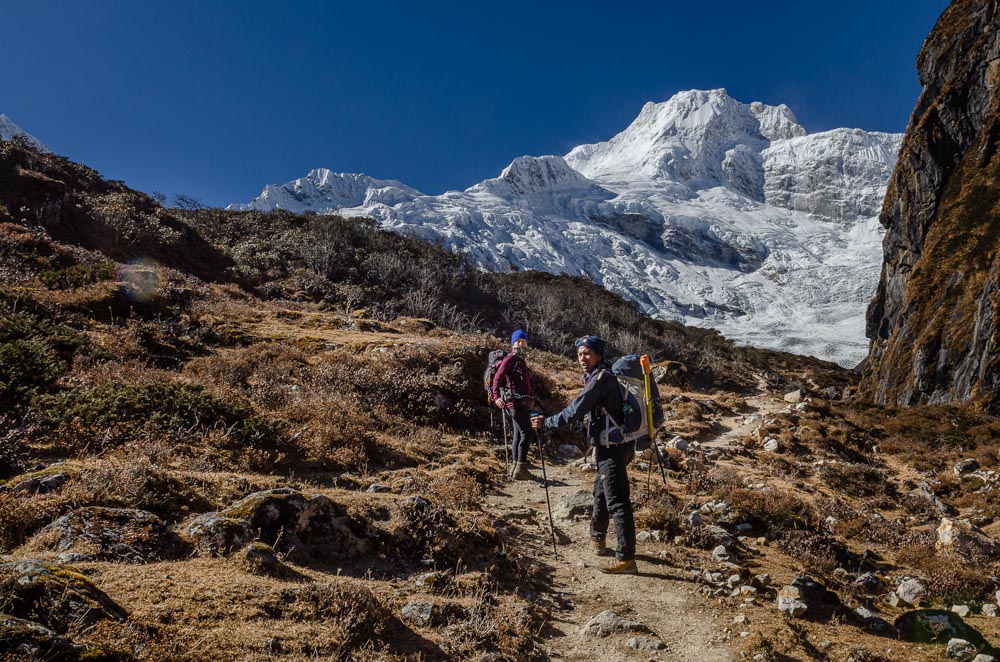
[863, 0, 1000, 413]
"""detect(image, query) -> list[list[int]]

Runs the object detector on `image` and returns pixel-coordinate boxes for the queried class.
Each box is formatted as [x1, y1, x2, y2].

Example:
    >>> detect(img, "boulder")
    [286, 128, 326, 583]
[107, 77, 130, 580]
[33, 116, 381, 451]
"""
[400, 601, 437, 627]
[955, 459, 981, 478]
[0, 616, 83, 661]
[25, 507, 182, 563]
[763, 437, 781, 452]
[895, 610, 990, 649]
[366, 483, 391, 493]
[240, 542, 283, 576]
[0, 559, 127, 631]
[854, 572, 885, 594]
[896, 578, 928, 607]
[937, 518, 1000, 559]
[581, 610, 650, 637]
[186, 488, 368, 561]
[776, 576, 839, 619]
[783, 390, 804, 403]
[983, 605, 998, 618]
[953, 605, 972, 618]
[553, 490, 592, 522]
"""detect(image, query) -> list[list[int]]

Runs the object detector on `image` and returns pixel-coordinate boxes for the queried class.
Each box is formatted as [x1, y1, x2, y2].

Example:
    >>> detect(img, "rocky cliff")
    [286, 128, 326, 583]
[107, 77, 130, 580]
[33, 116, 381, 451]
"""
[863, 0, 1000, 413]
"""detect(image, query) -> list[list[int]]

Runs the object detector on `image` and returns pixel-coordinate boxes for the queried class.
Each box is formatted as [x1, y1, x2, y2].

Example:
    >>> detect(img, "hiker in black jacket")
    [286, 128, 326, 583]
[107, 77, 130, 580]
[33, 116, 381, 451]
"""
[531, 335, 639, 574]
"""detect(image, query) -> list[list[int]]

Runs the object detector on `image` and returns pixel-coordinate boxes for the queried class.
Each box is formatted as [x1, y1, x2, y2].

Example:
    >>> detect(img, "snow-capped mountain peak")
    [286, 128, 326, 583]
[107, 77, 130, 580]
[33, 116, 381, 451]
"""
[0, 114, 48, 152]
[228, 168, 421, 213]
[564, 89, 805, 189]
[232, 89, 903, 367]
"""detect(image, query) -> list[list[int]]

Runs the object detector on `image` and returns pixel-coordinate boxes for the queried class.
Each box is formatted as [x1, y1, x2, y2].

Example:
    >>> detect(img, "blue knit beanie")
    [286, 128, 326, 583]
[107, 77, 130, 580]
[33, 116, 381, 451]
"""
[574, 334, 606, 357]
[511, 329, 528, 346]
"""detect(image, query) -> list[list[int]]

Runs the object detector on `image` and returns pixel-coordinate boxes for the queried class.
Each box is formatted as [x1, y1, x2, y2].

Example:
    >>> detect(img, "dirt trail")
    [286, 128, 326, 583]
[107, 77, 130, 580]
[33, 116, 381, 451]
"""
[485, 389, 790, 659]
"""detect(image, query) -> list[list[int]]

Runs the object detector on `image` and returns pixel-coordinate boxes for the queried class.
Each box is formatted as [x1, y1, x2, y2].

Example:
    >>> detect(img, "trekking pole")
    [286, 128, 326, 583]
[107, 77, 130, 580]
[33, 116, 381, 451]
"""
[640, 355, 667, 486]
[501, 406, 512, 478]
[531, 412, 559, 558]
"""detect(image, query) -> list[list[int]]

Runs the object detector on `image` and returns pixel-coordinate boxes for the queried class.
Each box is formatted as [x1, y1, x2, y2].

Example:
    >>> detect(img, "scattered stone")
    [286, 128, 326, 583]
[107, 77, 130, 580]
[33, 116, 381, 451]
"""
[686, 511, 703, 528]
[733, 614, 748, 625]
[581, 610, 650, 637]
[554, 490, 593, 522]
[919, 481, 955, 516]
[982, 604, 998, 617]
[954, 459, 981, 478]
[627, 635, 666, 651]
[895, 578, 927, 607]
[794, 402, 810, 412]
[186, 488, 368, 561]
[400, 601, 436, 627]
[973, 655, 997, 662]
[727, 574, 742, 588]
[852, 606, 890, 632]
[25, 507, 182, 563]
[666, 436, 688, 451]
[953, 605, 972, 618]
[712, 545, 731, 562]
[763, 437, 781, 452]
[240, 542, 282, 576]
[854, 572, 885, 594]
[415, 572, 446, 589]
[735, 523, 753, 533]
[777, 588, 808, 617]
[948, 638, 979, 661]
[636, 530, 653, 543]
[703, 525, 734, 547]
[753, 574, 771, 588]
[740, 586, 758, 597]
[366, 483, 391, 493]
[783, 390, 804, 403]
[887, 592, 905, 608]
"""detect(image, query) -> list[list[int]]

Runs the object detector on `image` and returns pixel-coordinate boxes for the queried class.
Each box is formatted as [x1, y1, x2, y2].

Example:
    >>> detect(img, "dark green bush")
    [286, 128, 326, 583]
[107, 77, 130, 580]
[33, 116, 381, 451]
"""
[0, 314, 91, 401]
[37, 262, 117, 290]
[31, 382, 285, 452]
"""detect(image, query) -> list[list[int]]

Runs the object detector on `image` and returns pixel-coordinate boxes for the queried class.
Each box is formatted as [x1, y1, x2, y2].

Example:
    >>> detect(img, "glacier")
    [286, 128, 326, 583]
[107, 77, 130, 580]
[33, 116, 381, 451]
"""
[231, 89, 902, 367]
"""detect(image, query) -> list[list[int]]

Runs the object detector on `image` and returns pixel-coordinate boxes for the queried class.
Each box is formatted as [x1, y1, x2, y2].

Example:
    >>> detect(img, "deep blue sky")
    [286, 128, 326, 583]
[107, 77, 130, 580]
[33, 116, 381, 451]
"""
[2, 1, 949, 207]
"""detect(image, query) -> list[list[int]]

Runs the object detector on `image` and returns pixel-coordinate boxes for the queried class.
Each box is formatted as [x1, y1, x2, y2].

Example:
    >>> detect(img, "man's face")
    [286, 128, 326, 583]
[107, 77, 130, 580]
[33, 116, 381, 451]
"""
[577, 346, 600, 371]
[513, 338, 528, 350]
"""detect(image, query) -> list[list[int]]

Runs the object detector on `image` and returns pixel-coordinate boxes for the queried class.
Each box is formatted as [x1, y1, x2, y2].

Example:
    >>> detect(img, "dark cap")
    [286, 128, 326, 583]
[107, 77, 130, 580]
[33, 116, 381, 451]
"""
[574, 335, 606, 357]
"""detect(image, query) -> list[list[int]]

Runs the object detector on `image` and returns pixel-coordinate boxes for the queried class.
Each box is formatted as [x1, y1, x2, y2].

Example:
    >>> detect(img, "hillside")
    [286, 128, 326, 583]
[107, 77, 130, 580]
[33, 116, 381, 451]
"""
[2, 135, 1000, 661]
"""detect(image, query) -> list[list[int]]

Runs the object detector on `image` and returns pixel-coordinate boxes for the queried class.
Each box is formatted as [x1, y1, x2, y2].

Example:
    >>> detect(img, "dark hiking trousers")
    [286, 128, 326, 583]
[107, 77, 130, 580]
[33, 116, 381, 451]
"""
[509, 407, 532, 463]
[591, 441, 636, 561]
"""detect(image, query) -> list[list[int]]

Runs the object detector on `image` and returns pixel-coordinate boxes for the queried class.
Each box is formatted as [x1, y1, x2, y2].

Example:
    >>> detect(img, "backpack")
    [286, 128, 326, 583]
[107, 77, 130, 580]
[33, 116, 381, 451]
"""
[483, 349, 508, 402]
[599, 355, 652, 445]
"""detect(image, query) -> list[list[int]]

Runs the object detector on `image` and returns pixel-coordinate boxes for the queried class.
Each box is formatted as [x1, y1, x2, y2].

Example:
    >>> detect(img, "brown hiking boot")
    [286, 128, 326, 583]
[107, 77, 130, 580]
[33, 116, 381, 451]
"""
[590, 538, 608, 557]
[598, 558, 638, 575]
[511, 462, 531, 480]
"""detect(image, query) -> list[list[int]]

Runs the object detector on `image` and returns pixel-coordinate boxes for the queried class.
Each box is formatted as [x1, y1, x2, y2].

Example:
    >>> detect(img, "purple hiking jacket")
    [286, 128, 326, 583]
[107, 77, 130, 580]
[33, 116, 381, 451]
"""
[491, 353, 533, 411]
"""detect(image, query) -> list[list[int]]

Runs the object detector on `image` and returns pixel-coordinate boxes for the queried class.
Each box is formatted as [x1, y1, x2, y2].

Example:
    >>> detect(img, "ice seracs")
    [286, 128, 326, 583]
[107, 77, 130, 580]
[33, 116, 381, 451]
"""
[231, 89, 903, 367]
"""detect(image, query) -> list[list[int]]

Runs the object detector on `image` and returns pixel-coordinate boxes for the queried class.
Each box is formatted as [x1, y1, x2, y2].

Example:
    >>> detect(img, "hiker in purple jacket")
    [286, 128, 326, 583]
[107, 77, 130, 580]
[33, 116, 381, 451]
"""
[492, 329, 534, 480]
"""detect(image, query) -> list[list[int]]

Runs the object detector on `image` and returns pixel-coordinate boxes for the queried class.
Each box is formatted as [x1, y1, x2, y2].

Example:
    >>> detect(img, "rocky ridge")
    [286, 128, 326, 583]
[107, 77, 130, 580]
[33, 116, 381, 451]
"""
[863, 0, 1000, 413]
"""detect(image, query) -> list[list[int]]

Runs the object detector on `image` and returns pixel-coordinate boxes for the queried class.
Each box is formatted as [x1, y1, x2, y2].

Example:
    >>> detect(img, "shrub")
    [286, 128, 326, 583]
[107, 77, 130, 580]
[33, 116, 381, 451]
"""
[37, 261, 116, 289]
[0, 313, 92, 402]
[30, 382, 286, 463]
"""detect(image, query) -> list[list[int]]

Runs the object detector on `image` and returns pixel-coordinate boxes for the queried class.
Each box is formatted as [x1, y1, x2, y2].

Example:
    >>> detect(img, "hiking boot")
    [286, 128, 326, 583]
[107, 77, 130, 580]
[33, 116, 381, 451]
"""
[598, 558, 638, 575]
[590, 538, 608, 557]
[511, 462, 531, 480]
